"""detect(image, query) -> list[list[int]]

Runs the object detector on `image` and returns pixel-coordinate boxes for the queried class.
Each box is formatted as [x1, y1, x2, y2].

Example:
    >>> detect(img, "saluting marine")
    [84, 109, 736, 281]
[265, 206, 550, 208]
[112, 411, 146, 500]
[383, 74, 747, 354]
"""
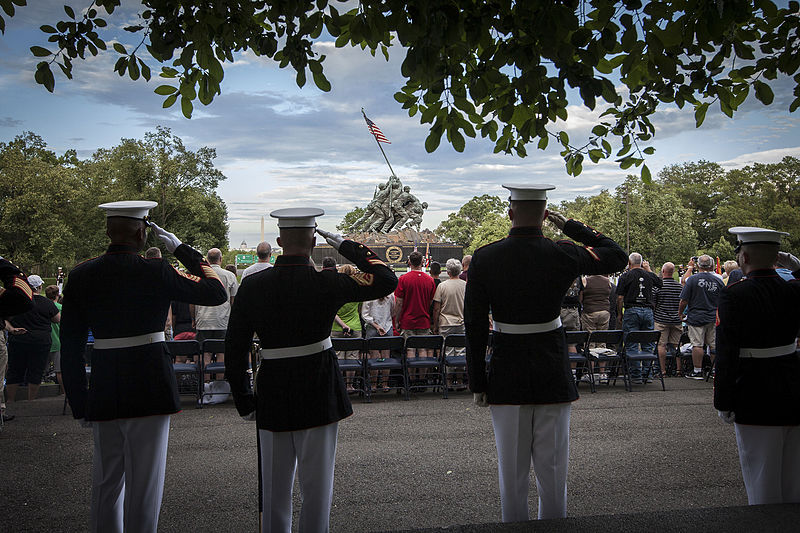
[464, 184, 627, 522]
[60, 201, 227, 533]
[714, 226, 800, 505]
[225, 208, 397, 532]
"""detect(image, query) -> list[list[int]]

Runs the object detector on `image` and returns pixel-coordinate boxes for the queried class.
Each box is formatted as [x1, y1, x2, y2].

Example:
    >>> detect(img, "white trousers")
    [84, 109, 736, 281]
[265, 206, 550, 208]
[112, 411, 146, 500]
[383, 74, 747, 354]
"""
[735, 423, 800, 505]
[490, 403, 571, 522]
[91, 415, 171, 533]
[259, 422, 339, 533]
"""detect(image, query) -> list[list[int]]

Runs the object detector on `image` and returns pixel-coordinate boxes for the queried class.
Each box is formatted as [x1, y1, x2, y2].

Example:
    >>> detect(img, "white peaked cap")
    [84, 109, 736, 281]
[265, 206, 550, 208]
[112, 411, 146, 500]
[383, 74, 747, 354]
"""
[729, 226, 789, 245]
[270, 207, 324, 228]
[98, 200, 157, 220]
[502, 184, 556, 201]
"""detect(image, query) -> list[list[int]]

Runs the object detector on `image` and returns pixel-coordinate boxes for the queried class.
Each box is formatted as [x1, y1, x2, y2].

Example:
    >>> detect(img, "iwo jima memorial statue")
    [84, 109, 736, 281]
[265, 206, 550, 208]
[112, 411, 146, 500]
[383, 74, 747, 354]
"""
[313, 111, 462, 267]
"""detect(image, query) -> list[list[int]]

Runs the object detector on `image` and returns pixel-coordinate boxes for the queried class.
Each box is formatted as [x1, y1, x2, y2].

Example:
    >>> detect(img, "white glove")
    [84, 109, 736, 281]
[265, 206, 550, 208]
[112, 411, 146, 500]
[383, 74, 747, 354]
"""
[777, 252, 800, 271]
[78, 418, 93, 428]
[718, 410, 735, 424]
[241, 411, 256, 422]
[546, 210, 568, 230]
[149, 222, 182, 253]
[316, 228, 344, 251]
[473, 392, 488, 407]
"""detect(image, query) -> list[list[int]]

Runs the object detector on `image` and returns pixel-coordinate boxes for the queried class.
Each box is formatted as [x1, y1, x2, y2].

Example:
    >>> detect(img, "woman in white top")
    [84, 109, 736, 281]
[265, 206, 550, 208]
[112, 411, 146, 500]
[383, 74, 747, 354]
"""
[361, 294, 395, 391]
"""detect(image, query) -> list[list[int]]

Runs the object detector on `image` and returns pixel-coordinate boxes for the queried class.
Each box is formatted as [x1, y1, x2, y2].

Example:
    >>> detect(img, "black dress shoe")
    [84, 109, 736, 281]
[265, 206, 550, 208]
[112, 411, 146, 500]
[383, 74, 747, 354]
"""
[2, 413, 15, 422]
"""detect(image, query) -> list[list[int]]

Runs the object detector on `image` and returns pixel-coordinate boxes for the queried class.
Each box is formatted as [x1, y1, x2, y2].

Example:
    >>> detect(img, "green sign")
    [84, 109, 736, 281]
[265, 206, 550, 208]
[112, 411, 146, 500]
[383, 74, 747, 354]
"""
[236, 254, 255, 265]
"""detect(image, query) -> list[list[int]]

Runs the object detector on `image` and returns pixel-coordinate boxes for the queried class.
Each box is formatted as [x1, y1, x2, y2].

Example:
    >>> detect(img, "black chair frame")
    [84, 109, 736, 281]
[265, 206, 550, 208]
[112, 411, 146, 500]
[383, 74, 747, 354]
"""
[621, 330, 665, 391]
[364, 336, 408, 401]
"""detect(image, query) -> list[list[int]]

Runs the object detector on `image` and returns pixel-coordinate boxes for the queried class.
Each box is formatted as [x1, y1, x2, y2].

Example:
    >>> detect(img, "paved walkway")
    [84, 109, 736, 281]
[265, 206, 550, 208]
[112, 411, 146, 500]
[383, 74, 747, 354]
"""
[0, 377, 772, 531]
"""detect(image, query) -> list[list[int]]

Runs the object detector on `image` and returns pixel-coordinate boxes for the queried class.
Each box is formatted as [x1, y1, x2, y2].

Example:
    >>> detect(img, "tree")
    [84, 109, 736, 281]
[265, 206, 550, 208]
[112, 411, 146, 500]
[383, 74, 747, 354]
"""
[659, 161, 725, 250]
[7, 1, 800, 179]
[0, 129, 229, 274]
[712, 157, 800, 255]
[0, 132, 88, 272]
[435, 194, 507, 247]
[558, 177, 698, 269]
[337, 206, 366, 234]
[84, 126, 229, 251]
[467, 212, 510, 254]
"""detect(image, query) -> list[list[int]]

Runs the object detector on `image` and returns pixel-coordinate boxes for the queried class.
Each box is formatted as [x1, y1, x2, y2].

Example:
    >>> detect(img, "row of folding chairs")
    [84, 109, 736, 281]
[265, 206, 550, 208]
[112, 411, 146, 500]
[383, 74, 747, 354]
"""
[567, 329, 665, 392]
[332, 334, 469, 402]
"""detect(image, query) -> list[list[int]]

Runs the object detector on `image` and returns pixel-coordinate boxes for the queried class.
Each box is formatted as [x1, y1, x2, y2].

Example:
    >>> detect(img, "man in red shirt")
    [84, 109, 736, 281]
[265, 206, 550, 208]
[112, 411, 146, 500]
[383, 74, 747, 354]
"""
[395, 251, 436, 356]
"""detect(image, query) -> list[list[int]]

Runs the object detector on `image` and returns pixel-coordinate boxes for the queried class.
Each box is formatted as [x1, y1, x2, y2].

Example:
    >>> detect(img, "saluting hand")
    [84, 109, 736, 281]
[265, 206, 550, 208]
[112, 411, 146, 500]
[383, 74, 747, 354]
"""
[316, 228, 344, 251]
[149, 222, 182, 253]
[546, 210, 568, 231]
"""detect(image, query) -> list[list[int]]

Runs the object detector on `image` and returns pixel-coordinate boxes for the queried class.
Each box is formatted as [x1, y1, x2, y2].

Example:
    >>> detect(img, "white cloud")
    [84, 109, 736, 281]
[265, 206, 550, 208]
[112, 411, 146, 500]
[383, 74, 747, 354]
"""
[720, 146, 800, 168]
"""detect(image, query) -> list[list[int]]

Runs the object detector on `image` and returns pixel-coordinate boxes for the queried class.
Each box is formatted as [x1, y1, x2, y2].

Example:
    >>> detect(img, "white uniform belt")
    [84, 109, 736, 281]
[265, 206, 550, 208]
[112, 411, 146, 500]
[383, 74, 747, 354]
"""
[492, 317, 562, 335]
[260, 337, 333, 360]
[93, 331, 165, 350]
[739, 343, 798, 359]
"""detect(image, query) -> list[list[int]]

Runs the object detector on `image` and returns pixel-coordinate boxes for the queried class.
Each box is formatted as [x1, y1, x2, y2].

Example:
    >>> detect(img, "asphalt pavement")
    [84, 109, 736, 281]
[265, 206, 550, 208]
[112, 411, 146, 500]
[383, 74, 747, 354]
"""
[3, 377, 797, 532]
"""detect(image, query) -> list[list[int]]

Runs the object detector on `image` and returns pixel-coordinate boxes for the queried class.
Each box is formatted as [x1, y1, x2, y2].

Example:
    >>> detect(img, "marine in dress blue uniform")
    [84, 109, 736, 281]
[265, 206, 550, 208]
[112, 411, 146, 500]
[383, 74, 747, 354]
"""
[714, 226, 800, 505]
[465, 184, 627, 522]
[60, 201, 227, 533]
[225, 208, 397, 533]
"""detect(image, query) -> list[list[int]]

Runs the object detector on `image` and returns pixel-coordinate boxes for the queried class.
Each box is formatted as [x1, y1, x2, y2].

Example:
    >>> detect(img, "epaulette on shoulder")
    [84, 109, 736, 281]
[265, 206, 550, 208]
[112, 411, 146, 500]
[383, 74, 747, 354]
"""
[726, 278, 747, 289]
[474, 237, 506, 254]
[70, 253, 103, 271]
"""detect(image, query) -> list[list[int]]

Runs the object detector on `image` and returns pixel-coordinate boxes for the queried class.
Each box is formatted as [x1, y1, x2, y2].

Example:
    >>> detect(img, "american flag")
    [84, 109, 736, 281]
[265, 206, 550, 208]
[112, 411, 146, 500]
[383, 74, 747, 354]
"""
[364, 114, 391, 144]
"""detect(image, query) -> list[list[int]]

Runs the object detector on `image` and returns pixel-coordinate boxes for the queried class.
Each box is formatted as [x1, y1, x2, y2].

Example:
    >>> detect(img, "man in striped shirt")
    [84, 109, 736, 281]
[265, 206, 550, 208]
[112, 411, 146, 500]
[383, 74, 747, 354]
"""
[653, 262, 684, 376]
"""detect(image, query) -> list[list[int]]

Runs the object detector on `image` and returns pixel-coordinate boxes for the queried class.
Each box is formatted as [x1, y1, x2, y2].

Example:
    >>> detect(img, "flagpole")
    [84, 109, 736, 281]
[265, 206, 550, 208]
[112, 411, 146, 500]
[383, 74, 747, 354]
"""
[362, 108, 397, 178]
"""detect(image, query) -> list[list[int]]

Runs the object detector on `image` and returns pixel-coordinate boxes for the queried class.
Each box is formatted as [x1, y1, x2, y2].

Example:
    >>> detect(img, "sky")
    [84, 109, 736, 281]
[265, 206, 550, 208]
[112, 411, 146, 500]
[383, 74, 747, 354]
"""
[2, 2, 799, 249]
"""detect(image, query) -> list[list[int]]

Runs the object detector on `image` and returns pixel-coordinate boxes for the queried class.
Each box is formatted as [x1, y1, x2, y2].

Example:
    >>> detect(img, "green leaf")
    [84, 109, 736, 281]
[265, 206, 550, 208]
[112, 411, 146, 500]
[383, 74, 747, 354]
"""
[537, 135, 549, 150]
[180, 96, 193, 118]
[558, 131, 569, 146]
[694, 102, 709, 127]
[128, 58, 140, 80]
[425, 127, 442, 153]
[591, 125, 608, 137]
[312, 71, 331, 92]
[296, 68, 306, 88]
[139, 60, 151, 81]
[641, 164, 652, 183]
[40, 24, 57, 33]
[753, 80, 774, 105]
[162, 93, 178, 108]
[64, 4, 75, 19]
[450, 129, 465, 152]
[155, 85, 177, 95]
[643, 146, 655, 155]
[113, 42, 127, 55]
[30, 46, 51, 57]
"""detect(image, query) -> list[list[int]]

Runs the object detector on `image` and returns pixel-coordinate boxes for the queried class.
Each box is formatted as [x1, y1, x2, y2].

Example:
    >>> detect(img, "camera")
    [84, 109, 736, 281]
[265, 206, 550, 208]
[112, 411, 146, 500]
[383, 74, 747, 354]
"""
[691, 256, 698, 263]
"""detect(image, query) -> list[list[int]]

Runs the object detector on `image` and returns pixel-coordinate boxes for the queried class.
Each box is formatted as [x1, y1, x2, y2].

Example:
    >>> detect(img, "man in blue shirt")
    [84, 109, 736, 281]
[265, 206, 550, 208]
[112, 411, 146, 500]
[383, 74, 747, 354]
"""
[679, 254, 725, 379]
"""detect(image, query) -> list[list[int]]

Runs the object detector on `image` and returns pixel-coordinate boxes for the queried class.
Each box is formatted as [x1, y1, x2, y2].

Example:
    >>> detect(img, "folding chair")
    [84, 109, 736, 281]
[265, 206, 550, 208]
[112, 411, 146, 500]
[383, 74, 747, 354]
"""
[62, 343, 93, 415]
[621, 330, 664, 391]
[331, 337, 367, 398]
[200, 338, 227, 406]
[167, 339, 203, 407]
[586, 330, 624, 388]
[364, 336, 408, 402]
[404, 335, 444, 394]
[441, 334, 467, 399]
[566, 330, 593, 392]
